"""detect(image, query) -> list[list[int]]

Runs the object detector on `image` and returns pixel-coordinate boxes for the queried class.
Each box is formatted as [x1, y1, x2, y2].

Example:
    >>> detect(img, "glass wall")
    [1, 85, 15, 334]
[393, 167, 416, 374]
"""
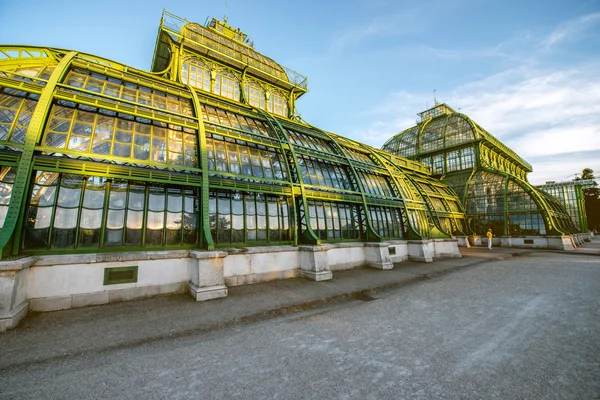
[297, 156, 352, 190]
[23, 171, 199, 250]
[369, 206, 403, 239]
[42, 102, 198, 169]
[465, 171, 506, 235]
[506, 180, 546, 235]
[208, 191, 291, 245]
[307, 200, 361, 241]
[205, 134, 287, 181]
[0, 166, 15, 228]
[65, 69, 194, 116]
[0, 86, 39, 146]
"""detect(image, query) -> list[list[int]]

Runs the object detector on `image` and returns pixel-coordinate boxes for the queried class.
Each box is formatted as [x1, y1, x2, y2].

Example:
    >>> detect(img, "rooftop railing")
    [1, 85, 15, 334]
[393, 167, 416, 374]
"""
[160, 10, 308, 90]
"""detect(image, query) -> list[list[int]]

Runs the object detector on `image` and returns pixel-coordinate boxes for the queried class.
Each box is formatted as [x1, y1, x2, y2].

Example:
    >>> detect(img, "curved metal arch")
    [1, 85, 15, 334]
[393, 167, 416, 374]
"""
[477, 166, 566, 236]
[0, 51, 78, 258]
[368, 152, 427, 239]
[425, 180, 468, 236]
[254, 109, 314, 245]
[303, 126, 383, 242]
[186, 85, 215, 250]
[416, 117, 434, 155]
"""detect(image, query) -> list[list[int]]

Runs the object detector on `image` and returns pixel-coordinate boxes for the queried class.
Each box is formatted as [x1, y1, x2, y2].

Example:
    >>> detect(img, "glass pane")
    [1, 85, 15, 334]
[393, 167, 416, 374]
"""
[166, 212, 182, 229]
[147, 211, 164, 229]
[126, 210, 143, 229]
[106, 208, 125, 230]
[80, 208, 103, 229]
[54, 207, 78, 229]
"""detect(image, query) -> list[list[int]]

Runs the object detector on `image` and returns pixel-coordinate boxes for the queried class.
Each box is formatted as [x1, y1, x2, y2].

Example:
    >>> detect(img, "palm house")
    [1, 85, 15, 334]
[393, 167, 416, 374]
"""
[0, 11, 467, 330]
[382, 103, 589, 248]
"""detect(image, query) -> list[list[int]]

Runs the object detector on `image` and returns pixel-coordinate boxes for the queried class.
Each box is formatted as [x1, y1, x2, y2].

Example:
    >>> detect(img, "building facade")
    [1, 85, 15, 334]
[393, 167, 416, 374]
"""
[537, 179, 595, 233]
[0, 12, 465, 330]
[382, 103, 589, 249]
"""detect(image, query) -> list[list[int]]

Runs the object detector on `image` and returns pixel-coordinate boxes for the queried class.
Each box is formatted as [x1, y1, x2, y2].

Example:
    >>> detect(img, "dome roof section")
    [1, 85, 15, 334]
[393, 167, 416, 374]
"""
[153, 11, 308, 93]
[382, 103, 531, 172]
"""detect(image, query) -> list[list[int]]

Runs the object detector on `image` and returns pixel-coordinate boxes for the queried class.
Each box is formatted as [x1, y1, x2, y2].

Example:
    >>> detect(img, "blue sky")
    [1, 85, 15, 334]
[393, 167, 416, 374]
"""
[1, 0, 599, 184]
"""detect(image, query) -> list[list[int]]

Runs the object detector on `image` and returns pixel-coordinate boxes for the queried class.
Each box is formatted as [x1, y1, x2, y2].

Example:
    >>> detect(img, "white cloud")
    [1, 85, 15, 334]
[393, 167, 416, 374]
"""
[354, 63, 600, 182]
[540, 12, 600, 49]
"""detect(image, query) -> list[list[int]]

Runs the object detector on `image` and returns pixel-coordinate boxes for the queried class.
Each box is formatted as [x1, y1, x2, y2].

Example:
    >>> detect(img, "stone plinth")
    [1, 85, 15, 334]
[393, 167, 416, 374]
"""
[432, 239, 462, 258]
[454, 236, 471, 248]
[189, 251, 228, 301]
[408, 240, 434, 262]
[365, 242, 393, 270]
[299, 245, 332, 281]
[0, 257, 35, 332]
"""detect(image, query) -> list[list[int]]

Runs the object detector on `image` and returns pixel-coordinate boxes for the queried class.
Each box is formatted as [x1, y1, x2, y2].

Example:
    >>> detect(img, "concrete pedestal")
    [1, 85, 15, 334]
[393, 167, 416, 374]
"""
[189, 251, 228, 301]
[364, 243, 393, 270]
[408, 240, 434, 262]
[454, 236, 471, 248]
[299, 245, 332, 281]
[0, 257, 35, 332]
[433, 239, 462, 258]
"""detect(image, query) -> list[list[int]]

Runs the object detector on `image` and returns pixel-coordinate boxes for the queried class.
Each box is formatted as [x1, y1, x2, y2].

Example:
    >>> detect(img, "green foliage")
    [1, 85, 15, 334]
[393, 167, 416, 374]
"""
[575, 168, 600, 230]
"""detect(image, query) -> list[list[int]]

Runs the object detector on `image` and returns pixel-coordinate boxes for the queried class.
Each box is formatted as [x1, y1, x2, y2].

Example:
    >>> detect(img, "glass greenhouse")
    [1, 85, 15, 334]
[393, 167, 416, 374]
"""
[537, 180, 595, 233]
[0, 12, 467, 259]
[382, 103, 581, 237]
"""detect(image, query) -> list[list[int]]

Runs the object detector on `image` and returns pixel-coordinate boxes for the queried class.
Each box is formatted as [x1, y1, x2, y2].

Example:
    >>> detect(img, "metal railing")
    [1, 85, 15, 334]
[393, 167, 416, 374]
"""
[161, 10, 308, 90]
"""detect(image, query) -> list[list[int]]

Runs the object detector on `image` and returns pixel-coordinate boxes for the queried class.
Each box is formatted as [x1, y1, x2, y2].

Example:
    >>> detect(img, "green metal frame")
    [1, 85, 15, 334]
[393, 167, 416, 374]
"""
[0, 51, 76, 258]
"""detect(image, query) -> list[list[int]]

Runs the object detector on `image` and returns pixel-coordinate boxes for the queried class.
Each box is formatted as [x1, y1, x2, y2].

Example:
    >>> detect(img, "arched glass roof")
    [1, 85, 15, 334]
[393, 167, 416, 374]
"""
[0, 45, 468, 257]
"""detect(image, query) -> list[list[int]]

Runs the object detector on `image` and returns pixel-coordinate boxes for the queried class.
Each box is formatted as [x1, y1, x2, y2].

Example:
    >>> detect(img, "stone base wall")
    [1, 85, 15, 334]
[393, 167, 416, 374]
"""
[468, 234, 584, 251]
[0, 239, 462, 331]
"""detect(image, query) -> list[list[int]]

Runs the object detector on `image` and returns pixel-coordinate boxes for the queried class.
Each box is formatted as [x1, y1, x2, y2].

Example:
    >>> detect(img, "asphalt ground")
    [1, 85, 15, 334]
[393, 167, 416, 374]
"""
[0, 239, 598, 399]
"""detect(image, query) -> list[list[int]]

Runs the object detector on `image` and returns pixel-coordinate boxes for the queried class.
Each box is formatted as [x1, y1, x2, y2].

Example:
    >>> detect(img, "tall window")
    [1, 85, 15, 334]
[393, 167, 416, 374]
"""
[243, 82, 266, 109]
[307, 200, 362, 241]
[0, 166, 15, 228]
[214, 70, 240, 101]
[369, 206, 403, 239]
[357, 171, 395, 197]
[181, 60, 211, 92]
[206, 136, 287, 181]
[42, 102, 198, 169]
[297, 156, 352, 191]
[23, 172, 199, 250]
[268, 91, 288, 117]
[209, 191, 291, 245]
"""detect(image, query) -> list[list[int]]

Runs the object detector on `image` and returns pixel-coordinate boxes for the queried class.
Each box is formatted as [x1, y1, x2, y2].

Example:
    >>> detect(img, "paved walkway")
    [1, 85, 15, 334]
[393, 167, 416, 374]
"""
[1, 238, 598, 371]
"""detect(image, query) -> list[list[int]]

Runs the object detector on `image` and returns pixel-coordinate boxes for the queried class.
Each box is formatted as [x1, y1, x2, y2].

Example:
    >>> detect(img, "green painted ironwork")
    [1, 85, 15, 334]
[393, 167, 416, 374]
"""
[0, 51, 76, 258]
[305, 124, 382, 242]
[187, 85, 214, 249]
[255, 109, 316, 244]
[383, 103, 579, 237]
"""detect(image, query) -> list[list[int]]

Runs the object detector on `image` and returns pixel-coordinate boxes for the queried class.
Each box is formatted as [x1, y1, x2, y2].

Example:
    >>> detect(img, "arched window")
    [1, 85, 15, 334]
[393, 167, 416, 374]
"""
[268, 91, 288, 117]
[213, 70, 240, 101]
[181, 59, 210, 92]
[243, 81, 265, 109]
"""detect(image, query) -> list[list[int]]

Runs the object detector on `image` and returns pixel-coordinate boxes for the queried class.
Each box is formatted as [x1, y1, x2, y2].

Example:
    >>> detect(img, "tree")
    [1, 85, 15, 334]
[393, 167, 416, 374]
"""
[575, 168, 600, 231]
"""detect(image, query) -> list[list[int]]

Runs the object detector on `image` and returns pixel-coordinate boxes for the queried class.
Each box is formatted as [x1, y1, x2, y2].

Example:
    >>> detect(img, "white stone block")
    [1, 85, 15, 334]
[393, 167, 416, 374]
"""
[299, 245, 332, 281]
[189, 251, 228, 301]
[188, 283, 228, 301]
[433, 239, 462, 258]
[30, 296, 72, 312]
[408, 240, 434, 262]
[364, 242, 393, 270]
[454, 236, 471, 247]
